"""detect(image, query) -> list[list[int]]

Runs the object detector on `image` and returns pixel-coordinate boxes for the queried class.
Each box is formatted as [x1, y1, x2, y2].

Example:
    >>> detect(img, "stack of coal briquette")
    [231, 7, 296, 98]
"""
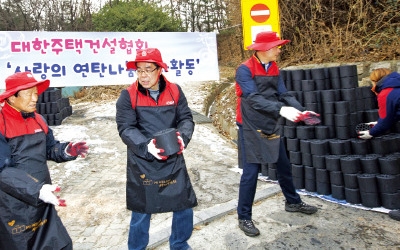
[36, 87, 73, 126]
[262, 65, 400, 209]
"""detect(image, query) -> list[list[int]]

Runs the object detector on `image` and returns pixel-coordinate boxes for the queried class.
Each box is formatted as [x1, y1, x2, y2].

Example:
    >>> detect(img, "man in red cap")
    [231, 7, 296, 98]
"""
[0, 72, 88, 249]
[116, 48, 197, 250]
[235, 31, 318, 237]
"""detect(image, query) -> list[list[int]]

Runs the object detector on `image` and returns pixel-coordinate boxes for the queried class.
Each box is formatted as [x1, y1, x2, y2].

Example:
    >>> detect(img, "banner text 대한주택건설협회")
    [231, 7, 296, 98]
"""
[0, 31, 219, 88]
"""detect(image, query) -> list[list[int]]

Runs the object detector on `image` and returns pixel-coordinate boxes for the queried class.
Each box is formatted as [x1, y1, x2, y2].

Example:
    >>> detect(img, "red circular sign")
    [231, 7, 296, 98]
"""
[250, 4, 270, 23]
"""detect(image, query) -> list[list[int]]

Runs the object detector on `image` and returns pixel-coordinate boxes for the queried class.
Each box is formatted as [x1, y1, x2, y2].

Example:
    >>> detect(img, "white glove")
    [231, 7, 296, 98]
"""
[176, 131, 185, 154]
[39, 184, 63, 206]
[302, 110, 318, 116]
[358, 130, 373, 140]
[177, 135, 185, 154]
[279, 106, 302, 122]
[367, 121, 378, 127]
[65, 142, 89, 158]
[147, 139, 167, 160]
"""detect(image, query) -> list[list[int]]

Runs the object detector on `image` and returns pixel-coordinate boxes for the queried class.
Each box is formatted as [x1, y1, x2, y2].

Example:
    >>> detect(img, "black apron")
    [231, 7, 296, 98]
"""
[241, 75, 282, 164]
[126, 151, 197, 214]
[0, 132, 72, 250]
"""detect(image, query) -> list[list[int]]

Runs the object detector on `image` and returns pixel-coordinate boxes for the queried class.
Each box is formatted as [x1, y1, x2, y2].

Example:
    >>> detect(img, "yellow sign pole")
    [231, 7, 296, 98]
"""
[241, 0, 281, 50]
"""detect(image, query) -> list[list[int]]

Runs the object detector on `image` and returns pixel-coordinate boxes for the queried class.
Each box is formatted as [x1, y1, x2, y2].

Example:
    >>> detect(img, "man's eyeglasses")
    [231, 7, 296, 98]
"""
[136, 67, 158, 76]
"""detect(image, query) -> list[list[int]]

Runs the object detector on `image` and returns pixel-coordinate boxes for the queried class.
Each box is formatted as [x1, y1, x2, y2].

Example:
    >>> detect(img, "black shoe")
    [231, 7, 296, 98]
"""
[238, 219, 260, 237]
[285, 201, 318, 214]
[388, 210, 400, 221]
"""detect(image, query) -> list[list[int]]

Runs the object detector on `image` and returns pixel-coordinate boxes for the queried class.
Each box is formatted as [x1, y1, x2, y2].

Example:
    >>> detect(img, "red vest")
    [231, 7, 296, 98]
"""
[126, 79, 179, 109]
[235, 55, 279, 124]
[0, 103, 48, 139]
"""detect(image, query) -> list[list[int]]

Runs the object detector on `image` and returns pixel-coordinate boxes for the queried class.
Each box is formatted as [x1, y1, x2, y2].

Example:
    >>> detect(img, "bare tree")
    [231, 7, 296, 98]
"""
[0, 0, 94, 31]
[161, 0, 230, 32]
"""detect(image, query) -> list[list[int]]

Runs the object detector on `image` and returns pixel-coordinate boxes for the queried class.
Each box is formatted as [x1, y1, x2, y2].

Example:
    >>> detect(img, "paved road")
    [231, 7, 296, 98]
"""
[48, 81, 400, 249]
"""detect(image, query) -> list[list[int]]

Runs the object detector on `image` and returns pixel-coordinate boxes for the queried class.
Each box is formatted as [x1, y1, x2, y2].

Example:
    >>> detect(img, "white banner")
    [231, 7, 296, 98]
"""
[0, 31, 219, 88]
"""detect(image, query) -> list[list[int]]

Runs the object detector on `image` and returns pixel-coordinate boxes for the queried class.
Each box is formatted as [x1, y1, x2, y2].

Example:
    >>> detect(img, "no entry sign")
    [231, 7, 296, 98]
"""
[241, 0, 281, 50]
[250, 4, 270, 23]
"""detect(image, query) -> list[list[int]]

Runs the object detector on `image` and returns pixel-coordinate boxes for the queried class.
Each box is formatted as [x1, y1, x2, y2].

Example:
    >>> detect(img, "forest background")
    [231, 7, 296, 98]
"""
[1, 0, 399, 68]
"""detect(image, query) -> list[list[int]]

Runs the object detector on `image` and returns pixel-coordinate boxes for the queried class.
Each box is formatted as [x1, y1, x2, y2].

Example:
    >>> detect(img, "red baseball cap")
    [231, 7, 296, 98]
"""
[0, 72, 50, 102]
[126, 48, 168, 72]
[247, 31, 290, 51]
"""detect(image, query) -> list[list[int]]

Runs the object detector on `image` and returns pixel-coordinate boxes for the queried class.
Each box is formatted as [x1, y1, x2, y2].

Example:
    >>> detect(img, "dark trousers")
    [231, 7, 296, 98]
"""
[237, 125, 301, 220]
